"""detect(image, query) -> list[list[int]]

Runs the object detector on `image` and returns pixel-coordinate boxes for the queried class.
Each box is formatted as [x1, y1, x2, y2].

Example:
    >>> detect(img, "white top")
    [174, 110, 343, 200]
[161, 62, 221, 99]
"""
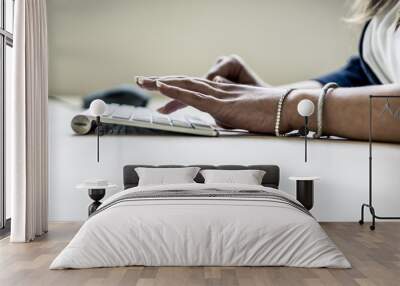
[363, 1, 400, 84]
[289, 176, 320, 181]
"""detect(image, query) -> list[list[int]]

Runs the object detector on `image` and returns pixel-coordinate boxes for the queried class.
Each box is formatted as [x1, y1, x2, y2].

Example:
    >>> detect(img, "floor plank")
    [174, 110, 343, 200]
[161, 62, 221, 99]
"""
[0, 222, 399, 286]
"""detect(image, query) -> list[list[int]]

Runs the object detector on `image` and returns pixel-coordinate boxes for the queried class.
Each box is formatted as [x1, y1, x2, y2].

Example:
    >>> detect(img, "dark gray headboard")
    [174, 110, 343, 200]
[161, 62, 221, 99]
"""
[123, 165, 280, 189]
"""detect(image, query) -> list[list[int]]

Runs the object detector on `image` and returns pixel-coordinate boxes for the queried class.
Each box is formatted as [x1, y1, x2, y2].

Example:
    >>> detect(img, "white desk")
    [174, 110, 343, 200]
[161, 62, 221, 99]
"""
[49, 98, 400, 222]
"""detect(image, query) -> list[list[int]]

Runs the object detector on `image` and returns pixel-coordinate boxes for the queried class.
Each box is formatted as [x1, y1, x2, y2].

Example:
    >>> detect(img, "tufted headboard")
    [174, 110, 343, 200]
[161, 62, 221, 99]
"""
[123, 165, 280, 189]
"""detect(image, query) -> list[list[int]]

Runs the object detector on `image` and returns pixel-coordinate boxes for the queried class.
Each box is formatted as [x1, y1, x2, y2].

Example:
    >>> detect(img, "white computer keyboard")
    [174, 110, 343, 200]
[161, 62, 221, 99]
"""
[71, 104, 219, 136]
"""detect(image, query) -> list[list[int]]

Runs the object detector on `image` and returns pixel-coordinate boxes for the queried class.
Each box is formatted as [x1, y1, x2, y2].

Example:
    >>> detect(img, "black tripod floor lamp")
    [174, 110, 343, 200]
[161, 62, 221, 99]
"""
[359, 95, 400, 230]
[89, 99, 106, 162]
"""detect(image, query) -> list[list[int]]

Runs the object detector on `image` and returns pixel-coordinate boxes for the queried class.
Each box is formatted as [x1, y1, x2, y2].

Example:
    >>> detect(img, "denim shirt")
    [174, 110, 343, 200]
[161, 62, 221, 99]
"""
[314, 22, 381, 87]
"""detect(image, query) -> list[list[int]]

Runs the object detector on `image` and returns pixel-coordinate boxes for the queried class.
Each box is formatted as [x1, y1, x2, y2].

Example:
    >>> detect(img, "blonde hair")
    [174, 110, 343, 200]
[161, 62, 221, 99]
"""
[348, 0, 400, 28]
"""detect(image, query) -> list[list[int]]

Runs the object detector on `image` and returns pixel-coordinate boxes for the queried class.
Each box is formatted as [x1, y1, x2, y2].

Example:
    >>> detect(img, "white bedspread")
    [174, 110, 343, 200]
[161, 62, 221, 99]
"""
[50, 183, 350, 269]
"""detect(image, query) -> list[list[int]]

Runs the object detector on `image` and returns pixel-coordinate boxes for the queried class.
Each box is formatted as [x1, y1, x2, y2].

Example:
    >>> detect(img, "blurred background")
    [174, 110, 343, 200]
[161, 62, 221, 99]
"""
[47, 0, 359, 98]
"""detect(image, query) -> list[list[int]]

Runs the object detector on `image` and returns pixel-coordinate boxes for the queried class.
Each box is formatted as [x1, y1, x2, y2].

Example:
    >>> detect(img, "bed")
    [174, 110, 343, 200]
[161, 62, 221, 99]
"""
[50, 165, 350, 269]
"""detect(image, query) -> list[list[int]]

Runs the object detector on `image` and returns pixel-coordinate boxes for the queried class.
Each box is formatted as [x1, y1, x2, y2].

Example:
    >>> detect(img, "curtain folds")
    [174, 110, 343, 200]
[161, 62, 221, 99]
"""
[9, 0, 48, 242]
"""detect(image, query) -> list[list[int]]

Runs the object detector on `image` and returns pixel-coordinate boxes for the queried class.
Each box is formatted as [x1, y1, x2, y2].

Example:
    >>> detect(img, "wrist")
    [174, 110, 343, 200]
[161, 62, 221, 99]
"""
[281, 89, 320, 133]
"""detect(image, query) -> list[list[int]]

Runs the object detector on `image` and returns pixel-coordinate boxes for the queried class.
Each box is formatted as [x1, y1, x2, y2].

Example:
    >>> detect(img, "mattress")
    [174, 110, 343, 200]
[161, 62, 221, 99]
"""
[50, 183, 350, 269]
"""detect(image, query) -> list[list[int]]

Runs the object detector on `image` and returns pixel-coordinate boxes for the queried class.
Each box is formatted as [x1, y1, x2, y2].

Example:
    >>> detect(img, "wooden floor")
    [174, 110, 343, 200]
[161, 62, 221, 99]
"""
[0, 222, 399, 286]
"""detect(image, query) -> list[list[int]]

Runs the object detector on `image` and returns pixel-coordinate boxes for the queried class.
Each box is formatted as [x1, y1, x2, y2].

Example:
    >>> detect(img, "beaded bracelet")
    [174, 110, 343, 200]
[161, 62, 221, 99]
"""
[314, 82, 339, 138]
[275, 88, 296, 137]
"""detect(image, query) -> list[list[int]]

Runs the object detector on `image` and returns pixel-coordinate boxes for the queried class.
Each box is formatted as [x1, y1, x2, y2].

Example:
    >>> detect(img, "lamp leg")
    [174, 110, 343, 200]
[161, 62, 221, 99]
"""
[305, 117, 308, 162]
[96, 116, 100, 162]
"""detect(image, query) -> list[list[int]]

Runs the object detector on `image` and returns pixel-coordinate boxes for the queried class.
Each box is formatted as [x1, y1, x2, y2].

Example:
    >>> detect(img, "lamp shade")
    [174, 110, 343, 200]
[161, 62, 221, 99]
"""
[89, 99, 106, 116]
[297, 99, 315, 117]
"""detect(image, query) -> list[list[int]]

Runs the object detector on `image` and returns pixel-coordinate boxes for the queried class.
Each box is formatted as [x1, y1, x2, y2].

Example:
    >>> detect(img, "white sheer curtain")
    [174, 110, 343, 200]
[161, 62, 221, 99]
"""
[9, 0, 48, 242]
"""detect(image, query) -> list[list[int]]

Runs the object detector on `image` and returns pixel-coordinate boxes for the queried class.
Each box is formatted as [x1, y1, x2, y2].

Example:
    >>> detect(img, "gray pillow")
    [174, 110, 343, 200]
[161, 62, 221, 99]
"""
[200, 169, 266, 185]
[135, 167, 200, 186]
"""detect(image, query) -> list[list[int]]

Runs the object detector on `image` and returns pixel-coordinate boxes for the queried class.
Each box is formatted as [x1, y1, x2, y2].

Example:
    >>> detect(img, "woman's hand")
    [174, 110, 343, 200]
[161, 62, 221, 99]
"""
[205, 55, 268, 86]
[136, 55, 267, 114]
[137, 76, 297, 134]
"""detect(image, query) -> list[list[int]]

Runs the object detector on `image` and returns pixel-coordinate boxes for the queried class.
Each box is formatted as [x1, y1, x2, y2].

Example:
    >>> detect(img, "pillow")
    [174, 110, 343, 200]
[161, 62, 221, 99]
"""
[200, 169, 266, 185]
[135, 167, 200, 186]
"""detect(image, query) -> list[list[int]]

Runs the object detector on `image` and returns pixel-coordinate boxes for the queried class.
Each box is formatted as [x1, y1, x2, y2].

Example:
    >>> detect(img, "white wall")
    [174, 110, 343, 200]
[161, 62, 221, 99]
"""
[47, 0, 358, 96]
[49, 101, 400, 222]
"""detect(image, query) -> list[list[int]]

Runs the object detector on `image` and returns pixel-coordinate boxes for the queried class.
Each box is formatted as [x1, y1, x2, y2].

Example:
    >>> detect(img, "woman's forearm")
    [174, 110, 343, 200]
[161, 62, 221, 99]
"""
[140, 75, 400, 142]
[276, 80, 322, 89]
[284, 84, 400, 142]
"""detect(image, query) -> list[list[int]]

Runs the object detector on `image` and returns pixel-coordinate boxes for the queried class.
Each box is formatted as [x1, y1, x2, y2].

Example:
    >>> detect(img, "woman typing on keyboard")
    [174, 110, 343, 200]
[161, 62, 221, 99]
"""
[137, 0, 400, 143]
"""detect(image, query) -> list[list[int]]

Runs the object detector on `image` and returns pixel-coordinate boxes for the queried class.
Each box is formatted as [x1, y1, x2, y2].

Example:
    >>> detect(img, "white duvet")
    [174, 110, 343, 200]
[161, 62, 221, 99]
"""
[50, 183, 350, 269]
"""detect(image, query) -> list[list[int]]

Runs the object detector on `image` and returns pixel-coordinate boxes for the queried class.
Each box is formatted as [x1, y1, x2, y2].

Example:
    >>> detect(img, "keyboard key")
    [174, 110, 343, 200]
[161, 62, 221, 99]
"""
[192, 122, 212, 128]
[192, 123, 213, 130]
[112, 107, 133, 120]
[152, 116, 171, 126]
[171, 119, 192, 128]
[132, 113, 151, 122]
[186, 116, 207, 124]
[134, 107, 156, 116]
[186, 116, 213, 129]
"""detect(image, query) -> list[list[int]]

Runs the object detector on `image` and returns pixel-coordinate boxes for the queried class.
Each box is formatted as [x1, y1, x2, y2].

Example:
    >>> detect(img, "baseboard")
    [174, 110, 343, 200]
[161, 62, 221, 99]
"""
[0, 218, 11, 239]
